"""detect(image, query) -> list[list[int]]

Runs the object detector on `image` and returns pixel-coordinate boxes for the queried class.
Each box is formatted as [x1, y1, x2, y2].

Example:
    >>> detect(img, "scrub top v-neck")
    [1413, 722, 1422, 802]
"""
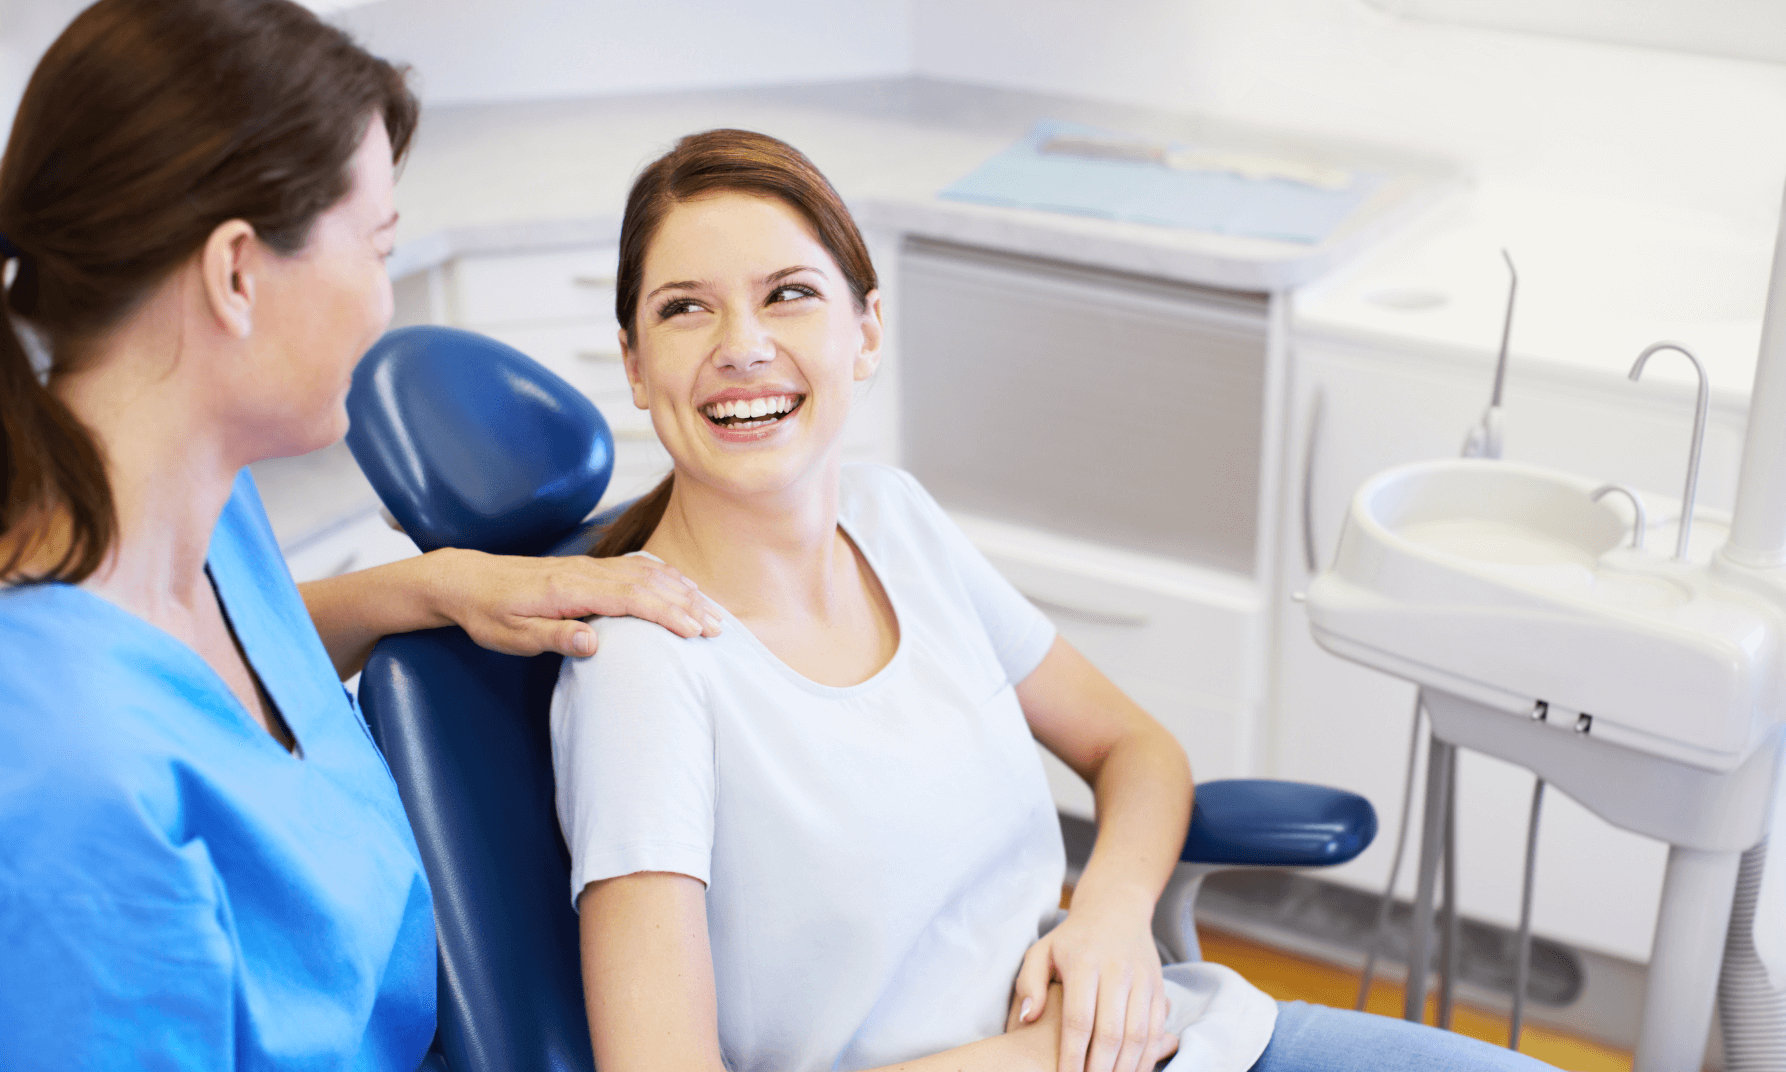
[0, 469, 435, 1071]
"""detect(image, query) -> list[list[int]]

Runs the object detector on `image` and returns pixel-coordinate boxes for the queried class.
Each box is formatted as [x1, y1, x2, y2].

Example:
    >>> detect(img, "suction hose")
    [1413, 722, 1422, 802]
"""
[1719, 838, 1786, 1070]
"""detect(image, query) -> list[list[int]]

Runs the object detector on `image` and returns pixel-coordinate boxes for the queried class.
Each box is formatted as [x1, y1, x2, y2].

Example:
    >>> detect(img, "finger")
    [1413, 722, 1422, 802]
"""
[1009, 944, 1053, 1031]
[1084, 972, 1131, 1072]
[561, 619, 598, 658]
[1147, 989, 1173, 1068]
[1113, 978, 1153, 1072]
[1057, 968, 1098, 1072]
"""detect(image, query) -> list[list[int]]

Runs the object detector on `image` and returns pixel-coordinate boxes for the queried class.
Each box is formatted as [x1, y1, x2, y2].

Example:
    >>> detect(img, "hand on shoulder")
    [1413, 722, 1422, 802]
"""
[428, 547, 724, 658]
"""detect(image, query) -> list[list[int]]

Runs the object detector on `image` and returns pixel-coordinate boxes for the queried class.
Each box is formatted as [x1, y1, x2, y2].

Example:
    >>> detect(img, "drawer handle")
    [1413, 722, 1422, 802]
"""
[577, 349, 624, 364]
[1019, 590, 1150, 628]
[573, 273, 617, 288]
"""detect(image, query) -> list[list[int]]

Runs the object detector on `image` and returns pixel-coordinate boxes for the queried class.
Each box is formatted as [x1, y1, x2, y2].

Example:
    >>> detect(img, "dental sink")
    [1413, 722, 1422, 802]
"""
[1306, 458, 1786, 772]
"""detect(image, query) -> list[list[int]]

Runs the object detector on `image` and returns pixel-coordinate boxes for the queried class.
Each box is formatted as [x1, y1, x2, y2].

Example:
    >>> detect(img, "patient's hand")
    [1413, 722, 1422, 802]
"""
[431, 548, 724, 657]
[1006, 909, 1179, 1072]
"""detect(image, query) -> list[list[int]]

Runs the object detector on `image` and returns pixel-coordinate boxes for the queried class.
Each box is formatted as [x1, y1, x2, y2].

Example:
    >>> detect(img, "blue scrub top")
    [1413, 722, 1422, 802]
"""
[0, 471, 435, 1070]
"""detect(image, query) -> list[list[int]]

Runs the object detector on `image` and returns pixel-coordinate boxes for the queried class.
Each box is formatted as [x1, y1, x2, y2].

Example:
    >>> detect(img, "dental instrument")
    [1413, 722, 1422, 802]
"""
[1461, 250, 1517, 461]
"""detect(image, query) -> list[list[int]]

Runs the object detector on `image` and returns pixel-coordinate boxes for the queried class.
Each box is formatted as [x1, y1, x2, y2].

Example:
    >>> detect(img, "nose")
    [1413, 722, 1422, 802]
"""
[713, 308, 774, 373]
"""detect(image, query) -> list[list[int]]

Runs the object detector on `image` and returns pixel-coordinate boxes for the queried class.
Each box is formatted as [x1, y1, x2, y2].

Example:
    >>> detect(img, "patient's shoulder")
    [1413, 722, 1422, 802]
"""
[839, 463, 950, 534]
[558, 612, 712, 709]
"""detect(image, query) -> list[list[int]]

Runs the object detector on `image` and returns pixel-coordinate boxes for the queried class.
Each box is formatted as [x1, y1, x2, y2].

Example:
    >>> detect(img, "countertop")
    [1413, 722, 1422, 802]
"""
[1293, 181, 1776, 412]
[385, 77, 1460, 293]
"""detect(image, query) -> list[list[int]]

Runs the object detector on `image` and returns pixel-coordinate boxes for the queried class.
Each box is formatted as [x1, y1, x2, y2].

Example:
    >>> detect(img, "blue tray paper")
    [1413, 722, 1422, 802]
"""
[939, 119, 1385, 245]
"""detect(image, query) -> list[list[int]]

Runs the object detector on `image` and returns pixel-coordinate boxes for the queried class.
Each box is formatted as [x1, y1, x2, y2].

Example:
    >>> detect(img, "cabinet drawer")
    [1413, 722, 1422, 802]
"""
[481, 322, 633, 409]
[284, 508, 421, 583]
[452, 247, 620, 328]
[973, 543, 1257, 705]
[1038, 674, 1247, 819]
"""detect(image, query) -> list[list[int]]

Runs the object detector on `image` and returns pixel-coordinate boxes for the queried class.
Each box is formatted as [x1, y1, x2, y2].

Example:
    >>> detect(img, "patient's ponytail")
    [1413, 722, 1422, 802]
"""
[589, 474, 674, 559]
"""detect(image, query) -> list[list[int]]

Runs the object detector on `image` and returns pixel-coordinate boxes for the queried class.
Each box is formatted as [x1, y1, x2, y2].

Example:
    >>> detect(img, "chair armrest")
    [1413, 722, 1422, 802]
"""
[1181, 779, 1376, 868]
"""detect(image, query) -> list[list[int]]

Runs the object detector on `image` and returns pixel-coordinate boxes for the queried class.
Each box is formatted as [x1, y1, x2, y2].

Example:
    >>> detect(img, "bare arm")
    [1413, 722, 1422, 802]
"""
[301, 547, 722, 679]
[578, 872, 1081, 1072]
[1010, 635, 1195, 1072]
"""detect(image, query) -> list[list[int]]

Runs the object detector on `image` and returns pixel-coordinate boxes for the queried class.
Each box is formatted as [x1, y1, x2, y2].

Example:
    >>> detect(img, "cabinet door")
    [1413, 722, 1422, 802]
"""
[1272, 337, 1706, 963]
[964, 516, 1266, 820]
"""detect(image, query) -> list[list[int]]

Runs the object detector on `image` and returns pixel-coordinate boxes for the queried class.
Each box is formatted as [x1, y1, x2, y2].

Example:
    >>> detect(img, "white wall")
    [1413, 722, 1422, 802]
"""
[7, 0, 1784, 232]
[0, 0, 91, 139]
[2, 0, 911, 141]
[330, 0, 913, 106]
[911, 0, 1786, 234]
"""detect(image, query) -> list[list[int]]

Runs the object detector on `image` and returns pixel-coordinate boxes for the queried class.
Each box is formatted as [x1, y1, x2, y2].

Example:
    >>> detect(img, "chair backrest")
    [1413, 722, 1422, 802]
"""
[348, 327, 626, 1072]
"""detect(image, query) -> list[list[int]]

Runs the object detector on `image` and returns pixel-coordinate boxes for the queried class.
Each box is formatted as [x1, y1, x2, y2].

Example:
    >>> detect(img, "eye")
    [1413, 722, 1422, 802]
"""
[656, 297, 704, 319]
[767, 283, 818, 305]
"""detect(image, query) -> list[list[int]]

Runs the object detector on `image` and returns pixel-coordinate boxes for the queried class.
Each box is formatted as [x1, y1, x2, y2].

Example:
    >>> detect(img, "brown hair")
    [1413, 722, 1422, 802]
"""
[0, 0, 418, 584]
[591, 128, 877, 559]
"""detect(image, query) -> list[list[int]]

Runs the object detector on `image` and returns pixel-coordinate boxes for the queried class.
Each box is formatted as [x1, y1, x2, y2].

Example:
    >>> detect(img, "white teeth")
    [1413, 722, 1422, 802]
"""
[703, 394, 801, 423]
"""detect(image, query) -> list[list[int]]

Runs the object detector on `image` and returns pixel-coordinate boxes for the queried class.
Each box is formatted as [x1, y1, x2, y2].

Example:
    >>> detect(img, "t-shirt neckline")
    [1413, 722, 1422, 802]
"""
[632, 513, 908, 697]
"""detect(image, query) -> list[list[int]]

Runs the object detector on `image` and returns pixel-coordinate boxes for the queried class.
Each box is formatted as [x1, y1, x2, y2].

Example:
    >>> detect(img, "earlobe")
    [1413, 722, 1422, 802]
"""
[620, 327, 649, 410]
[200, 219, 258, 339]
[854, 290, 885, 382]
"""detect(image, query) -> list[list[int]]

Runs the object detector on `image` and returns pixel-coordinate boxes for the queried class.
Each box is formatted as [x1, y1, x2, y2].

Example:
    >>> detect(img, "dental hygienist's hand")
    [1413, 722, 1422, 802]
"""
[1006, 904, 1178, 1072]
[303, 541, 725, 680]
[427, 547, 724, 658]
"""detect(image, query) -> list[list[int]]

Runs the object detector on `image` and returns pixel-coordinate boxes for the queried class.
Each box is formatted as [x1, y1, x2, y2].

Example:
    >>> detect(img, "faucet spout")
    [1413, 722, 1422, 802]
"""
[1591, 484, 1648, 551]
[1628, 341, 1709, 561]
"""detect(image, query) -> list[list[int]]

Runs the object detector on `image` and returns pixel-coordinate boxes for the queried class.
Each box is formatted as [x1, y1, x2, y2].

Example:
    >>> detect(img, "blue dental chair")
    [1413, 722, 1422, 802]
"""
[346, 326, 1376, 1072]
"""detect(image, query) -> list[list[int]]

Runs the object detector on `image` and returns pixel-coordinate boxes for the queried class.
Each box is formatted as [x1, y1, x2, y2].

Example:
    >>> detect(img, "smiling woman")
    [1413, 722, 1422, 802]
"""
[553, 129, 1567, 1072]
[591, 129, 879, 559]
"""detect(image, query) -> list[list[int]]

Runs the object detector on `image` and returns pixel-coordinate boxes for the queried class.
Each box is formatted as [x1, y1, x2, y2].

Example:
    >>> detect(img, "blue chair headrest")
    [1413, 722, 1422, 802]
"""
[346, 326, 614, 556]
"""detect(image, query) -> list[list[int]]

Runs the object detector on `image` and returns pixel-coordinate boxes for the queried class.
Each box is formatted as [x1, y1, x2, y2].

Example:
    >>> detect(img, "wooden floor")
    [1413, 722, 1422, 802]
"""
[1196, 926, 1633, 1071]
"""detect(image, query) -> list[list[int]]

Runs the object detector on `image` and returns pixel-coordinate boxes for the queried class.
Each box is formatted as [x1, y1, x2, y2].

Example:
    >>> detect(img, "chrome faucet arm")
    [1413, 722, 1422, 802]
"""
[1591, 484, 1649, 551]
[1628, 341, 1710, 561]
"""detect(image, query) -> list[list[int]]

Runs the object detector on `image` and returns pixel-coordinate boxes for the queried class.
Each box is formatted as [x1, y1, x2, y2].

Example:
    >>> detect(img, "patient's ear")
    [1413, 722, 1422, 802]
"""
[853, 290, 884, 382]
[619, 326, 648, 410]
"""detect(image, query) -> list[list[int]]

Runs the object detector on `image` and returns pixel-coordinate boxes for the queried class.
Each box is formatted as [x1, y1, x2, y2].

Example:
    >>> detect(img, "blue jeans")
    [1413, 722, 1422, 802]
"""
[1249, 1002, 1562, 1072]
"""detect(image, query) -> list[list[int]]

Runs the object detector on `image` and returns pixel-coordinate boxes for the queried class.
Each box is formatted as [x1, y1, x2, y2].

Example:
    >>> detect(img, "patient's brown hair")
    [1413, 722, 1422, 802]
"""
[591, 129, 877, 559]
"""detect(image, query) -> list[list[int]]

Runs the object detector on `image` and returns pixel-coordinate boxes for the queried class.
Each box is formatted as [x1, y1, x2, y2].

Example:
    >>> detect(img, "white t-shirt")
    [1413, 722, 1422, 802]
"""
[552, 464, 1274, 1072]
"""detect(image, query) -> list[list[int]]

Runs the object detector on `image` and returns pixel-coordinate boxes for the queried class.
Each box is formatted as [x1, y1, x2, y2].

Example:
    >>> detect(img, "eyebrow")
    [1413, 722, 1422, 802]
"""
[644, 265, 827, 303]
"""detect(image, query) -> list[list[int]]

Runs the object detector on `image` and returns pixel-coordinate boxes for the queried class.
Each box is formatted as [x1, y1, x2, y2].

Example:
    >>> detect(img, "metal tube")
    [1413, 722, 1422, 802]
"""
[1628, 342, 1709, 561]
[1356, 693, 1427, 1012]
[1725, 180, 1786, 568]
[1406, 732, 1453, 1023]
[1438, 746, 1460, 1030]
[1510, 777, 1546, 1050]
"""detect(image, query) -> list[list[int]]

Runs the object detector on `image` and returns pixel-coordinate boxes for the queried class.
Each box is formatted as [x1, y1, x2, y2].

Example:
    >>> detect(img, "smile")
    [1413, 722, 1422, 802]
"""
[701, 394, 804, 431]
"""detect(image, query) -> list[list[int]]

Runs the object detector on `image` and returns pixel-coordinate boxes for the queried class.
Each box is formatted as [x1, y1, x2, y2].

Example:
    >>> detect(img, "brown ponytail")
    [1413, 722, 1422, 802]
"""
[589, 475, 675, 559]
[0, 0, 417, 584]
[589, 129, 878, 560]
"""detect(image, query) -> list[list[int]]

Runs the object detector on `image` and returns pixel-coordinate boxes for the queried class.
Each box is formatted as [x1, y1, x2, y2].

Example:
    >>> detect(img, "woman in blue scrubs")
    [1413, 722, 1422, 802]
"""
[0, 1, 718, 1067]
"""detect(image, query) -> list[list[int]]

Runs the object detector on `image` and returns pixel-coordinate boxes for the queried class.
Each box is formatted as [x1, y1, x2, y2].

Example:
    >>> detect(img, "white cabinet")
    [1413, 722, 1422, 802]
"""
[958, 514, 1268, 819]
[1271, 329, 1749, 963]
[284, 507, 422, 584]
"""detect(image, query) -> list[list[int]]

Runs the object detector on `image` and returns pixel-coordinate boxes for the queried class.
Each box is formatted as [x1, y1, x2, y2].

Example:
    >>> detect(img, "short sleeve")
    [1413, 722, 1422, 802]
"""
[884, 468, 1057, 685]
[550, 618, 717, 905]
